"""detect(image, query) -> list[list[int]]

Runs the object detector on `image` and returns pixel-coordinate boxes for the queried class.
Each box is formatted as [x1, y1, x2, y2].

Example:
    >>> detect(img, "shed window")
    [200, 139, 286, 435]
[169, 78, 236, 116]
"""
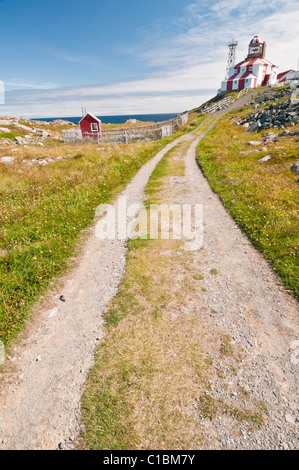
[91, 123, 98, 131]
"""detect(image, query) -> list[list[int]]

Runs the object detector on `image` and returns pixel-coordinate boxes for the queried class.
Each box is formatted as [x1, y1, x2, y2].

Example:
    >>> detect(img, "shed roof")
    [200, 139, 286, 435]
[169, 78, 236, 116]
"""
[79, 113, 102, 124]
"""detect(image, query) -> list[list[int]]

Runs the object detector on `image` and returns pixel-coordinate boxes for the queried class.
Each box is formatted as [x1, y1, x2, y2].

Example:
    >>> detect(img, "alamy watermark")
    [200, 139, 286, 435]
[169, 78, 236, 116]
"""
[95, 196, 203, 250]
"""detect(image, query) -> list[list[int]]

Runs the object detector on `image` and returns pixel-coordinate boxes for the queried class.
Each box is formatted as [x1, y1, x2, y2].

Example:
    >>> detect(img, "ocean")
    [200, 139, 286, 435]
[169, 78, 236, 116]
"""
[32, 113, 178, 125]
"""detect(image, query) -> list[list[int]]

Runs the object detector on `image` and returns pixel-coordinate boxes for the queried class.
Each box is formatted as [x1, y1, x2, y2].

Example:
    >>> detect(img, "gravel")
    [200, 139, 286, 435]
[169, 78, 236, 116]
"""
[0, 139, 180, 450]
[0, 89, 297, 450]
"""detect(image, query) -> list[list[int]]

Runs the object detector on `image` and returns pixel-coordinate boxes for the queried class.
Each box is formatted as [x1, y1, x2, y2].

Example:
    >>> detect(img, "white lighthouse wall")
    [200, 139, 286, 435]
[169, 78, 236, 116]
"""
[233, 79, 239, 90]
[269, 69, 278, 85]
[252, 63, 263, 85]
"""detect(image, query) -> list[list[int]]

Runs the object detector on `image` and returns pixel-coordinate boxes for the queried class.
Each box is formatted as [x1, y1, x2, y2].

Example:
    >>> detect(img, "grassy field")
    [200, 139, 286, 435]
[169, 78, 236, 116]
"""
[196, 110, 299, 298]
[0, 137, 183, 345]
[0, 110, 207, 346]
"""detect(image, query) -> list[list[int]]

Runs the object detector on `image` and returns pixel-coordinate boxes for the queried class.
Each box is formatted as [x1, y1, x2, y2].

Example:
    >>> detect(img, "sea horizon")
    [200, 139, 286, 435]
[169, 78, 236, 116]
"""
[32, 112, 179, 126]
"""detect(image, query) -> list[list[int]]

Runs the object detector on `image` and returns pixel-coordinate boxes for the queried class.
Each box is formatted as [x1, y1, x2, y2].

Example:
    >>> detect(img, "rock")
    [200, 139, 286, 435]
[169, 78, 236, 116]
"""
[38, 129, 52, 138]
[15, 136, 28, 145]
[246, 140, 263, 146]
[260, 113, 271, 124]
[264, 132, 276, 139]
[0, 156, 15, 164]
[285, 413, 296, 425]
[31, 159, 48, 165]
[13, 123, 35, 133]
[0, 138, 15, 146]
[247, 121, 261, 133]
[258, 155, 271, 162]
[238, 90, 299, 132]
[0, 120, 13, 126]
[290, 162, 299, 174]
[239, 150, 259, 156]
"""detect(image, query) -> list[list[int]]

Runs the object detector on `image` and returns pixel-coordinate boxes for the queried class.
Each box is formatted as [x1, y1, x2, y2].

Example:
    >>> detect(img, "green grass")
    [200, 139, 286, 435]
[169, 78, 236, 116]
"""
[196, 116, 299, 299]
[80, 142, 212, 451]
[0, 138, 176, 345]
[198, 393, 268, 428]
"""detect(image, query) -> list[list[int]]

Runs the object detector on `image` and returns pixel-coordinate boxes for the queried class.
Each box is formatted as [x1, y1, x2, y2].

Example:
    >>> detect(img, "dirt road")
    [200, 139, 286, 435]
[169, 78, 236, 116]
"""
[0, 94, 297, 450]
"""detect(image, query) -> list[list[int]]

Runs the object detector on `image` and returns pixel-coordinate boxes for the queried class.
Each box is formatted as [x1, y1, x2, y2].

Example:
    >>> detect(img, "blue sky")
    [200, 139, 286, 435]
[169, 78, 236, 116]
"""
[0, 0, 298, 118]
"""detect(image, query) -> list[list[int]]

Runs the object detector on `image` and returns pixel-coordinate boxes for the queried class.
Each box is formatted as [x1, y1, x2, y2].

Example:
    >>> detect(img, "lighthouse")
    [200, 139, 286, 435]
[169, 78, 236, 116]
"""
[220, 35, 278, 92]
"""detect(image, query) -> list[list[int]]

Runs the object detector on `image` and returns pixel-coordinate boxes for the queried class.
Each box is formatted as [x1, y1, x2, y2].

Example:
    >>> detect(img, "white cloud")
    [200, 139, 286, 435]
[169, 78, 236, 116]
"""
[1, 0, 298, 117]
[5, 79, 59, 90]
[0, 91, 214, 118]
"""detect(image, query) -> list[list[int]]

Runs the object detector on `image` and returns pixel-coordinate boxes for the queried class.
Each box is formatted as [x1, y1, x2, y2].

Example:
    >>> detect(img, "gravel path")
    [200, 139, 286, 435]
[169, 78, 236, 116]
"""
[181, 135, 298, 449]
[0, 91, 297, 450]
[0, 139, 183, 450]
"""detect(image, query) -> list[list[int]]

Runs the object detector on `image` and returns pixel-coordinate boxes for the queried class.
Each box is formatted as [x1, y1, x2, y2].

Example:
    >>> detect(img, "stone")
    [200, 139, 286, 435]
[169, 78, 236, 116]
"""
[239, 150, 259, 156]
[285, 413, 296, 425]
[14, 123, 35, 133]
[246, 140, 263, 146]
[260, 113, 271, 124]
[247, 121, 261, 133]
[0, 156, 15, 164]
[15, 136, 28, 145]
[0, 120, 13, 126]
[264, 132, 276, 138]
[258, 155, 271, 162]
[290, 162, 299, 174]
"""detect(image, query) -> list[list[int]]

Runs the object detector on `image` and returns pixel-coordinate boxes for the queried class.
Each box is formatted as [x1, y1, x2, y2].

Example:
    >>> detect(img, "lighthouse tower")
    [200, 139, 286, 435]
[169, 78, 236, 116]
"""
[246, 35, 266, 60]
[220, 35, 278, 92]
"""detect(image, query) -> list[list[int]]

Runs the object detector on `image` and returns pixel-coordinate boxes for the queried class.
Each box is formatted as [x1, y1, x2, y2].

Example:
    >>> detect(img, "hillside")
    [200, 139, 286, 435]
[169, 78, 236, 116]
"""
[0, 86, 298, 451]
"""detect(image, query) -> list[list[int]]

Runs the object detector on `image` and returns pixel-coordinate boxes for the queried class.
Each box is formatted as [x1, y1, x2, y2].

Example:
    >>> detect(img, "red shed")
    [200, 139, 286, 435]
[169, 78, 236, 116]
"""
[79, 112, 103, 140]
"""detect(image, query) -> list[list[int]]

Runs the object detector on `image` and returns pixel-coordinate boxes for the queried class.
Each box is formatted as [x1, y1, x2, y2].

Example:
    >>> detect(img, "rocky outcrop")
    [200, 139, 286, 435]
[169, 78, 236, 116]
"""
[0, 116, 71, 146]
[235, 89, 299, 132]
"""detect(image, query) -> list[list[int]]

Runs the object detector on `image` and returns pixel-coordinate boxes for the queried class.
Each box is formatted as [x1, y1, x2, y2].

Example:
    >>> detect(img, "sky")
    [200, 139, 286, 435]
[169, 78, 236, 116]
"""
[0, 0, 298, 118]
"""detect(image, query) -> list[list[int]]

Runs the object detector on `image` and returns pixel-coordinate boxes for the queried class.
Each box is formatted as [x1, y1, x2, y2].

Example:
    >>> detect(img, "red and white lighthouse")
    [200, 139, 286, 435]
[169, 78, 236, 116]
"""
[221, 35, 278, 92]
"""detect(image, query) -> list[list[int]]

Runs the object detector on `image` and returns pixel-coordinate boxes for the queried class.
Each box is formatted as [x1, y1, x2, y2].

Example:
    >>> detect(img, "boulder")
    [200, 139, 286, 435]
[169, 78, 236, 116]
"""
[290, 162, 299, 174]
[246, 140, 263, 146]
[0, 119, 13, 126]
[13, 123, 35, 133]
[0, 156, 15, 164]
[258, 155, 271, 162]
[247, 121, 261, 132]
[15, 136, 28, 145]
